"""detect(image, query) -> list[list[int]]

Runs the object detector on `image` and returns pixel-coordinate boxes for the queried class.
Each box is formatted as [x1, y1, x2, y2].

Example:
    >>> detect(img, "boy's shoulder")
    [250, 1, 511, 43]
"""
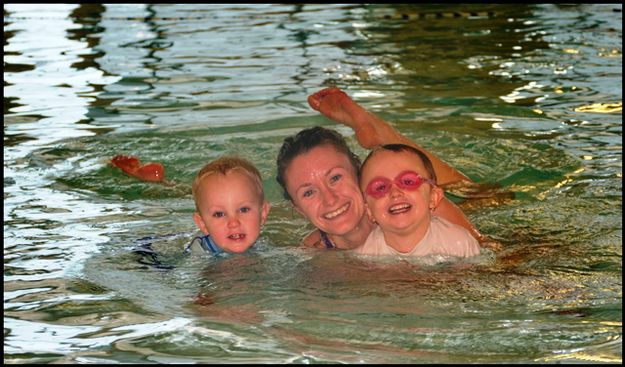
[430, 216, 480, 256]
[431, 215, 474, 239]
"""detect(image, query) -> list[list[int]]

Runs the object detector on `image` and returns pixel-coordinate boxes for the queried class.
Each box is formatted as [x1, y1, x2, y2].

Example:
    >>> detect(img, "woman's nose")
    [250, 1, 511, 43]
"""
[320, 185, 338, 205]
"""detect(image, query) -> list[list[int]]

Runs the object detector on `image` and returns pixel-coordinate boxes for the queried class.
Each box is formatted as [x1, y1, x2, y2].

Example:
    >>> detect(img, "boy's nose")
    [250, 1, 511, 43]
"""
[389, 184, 403, 197]
[227, 216, 241, 228]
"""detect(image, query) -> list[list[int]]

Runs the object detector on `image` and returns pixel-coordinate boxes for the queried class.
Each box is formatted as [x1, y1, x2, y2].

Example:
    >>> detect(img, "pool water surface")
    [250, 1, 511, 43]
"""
[3, 4, 622, 363]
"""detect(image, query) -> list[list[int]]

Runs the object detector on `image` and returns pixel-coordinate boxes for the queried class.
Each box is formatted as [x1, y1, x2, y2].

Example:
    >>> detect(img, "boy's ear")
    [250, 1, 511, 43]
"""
[193, 212, 209, 235]
[365, 202, 376, 223]
[260, 201, 271, 225]
[429, 186, 445, 211]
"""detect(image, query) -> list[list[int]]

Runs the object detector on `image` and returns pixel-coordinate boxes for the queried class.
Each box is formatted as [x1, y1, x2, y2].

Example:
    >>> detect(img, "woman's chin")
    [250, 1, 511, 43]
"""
[320, 218, 359, 237]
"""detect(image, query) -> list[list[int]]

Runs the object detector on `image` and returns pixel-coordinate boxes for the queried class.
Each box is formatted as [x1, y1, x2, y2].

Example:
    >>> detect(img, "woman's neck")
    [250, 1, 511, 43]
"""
[329, 215, 374, 250]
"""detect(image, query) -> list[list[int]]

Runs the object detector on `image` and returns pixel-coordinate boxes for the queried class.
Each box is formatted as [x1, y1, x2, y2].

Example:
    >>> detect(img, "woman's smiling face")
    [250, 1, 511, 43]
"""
[285, 144, 366, 237]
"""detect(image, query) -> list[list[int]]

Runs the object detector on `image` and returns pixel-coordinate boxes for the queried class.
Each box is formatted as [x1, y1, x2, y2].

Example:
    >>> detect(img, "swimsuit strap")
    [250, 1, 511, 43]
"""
[184, 234, 223, 255]
[319, 230, 335, 249]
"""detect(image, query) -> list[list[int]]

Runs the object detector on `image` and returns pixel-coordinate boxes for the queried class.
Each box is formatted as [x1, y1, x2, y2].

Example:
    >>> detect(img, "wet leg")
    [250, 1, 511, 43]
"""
[308, 87, 472, 185]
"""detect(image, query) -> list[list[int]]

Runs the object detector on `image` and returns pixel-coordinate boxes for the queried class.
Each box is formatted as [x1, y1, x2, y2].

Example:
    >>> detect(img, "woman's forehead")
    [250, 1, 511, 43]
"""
[286, 145, 357, 185]
[297, 145, 352, 169]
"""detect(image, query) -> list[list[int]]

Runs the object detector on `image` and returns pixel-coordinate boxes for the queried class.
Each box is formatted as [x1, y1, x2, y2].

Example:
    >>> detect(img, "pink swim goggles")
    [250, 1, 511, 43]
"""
[364, 170, 435, 199]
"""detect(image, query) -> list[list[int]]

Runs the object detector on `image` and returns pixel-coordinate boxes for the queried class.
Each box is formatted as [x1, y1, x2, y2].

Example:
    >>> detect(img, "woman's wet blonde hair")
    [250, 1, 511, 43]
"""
[192, 156, 264, 211]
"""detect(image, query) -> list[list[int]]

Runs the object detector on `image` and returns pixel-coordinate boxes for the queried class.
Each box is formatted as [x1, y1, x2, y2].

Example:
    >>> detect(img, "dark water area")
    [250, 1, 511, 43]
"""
[4, 4, 621, 363]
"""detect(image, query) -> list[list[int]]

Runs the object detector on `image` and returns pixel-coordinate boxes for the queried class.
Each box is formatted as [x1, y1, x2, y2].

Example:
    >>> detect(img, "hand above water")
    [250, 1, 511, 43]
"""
[111, 155, 166, 183]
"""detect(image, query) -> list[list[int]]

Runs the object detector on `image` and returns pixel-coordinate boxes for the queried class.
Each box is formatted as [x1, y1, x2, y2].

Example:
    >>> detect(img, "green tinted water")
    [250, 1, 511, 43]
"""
[4, 4, 621, 363]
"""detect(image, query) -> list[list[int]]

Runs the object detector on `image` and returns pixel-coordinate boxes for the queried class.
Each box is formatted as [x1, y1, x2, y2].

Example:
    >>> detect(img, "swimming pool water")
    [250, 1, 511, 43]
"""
[4, 4, 621, 363]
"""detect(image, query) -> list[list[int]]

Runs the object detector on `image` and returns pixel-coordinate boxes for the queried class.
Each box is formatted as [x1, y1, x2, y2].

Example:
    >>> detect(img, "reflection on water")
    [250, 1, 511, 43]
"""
[4, 3, 622, 363]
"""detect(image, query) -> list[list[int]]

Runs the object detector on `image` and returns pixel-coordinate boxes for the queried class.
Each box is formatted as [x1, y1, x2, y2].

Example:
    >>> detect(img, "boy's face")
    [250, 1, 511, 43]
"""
[193, 170, 270, 253]
[285, 144, 367, 238]
[359, 149, 443, 237]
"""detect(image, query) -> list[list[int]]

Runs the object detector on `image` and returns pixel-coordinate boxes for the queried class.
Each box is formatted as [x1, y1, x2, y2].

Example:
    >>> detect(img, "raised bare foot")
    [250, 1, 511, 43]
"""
[308, 88, 360, 126]
[308, 88, 401, 149]
[111, 155, 165, 183]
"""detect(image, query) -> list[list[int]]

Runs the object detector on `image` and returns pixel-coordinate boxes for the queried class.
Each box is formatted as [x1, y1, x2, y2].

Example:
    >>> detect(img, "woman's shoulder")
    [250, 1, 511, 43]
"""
[300, 229, 325, 248]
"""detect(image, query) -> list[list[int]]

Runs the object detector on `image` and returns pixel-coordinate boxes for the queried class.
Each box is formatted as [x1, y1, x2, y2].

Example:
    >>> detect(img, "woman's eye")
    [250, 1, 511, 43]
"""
[330, 173, 342, 183]
[302, 189, 314, 198]
[212, 211, 225, 218]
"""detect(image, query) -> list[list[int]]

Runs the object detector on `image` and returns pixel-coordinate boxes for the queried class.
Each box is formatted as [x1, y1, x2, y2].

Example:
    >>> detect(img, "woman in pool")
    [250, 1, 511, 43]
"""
[276, 88, 486, 249]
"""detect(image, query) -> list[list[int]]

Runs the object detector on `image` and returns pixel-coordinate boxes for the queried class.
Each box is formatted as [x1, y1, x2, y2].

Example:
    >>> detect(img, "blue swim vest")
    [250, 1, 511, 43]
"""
[183, 234, 223, 255]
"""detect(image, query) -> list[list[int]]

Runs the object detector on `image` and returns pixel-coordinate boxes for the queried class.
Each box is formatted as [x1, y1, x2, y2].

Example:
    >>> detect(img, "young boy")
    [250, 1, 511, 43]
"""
[353, 144, 480, 258]
[187, 156, 270, 254]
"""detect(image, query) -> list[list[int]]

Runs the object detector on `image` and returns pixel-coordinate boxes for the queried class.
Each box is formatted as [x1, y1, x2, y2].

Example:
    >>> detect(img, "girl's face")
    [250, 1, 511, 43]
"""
[193, 170, 270, 253]
[285, 144, 366, 237]
[360, 149, 443, 237]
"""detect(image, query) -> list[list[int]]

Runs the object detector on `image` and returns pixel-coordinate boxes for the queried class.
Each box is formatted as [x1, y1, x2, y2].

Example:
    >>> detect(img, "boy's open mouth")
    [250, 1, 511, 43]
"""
[388, 203, 411, 214]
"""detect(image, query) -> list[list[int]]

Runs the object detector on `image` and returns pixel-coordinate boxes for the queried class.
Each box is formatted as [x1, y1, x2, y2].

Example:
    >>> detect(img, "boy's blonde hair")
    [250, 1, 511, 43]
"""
[192, 156, 264, 211]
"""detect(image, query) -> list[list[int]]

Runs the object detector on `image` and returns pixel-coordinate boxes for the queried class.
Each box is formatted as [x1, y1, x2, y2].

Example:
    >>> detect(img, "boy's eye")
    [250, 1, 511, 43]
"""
[365, 177, 392, 198]
[373, 182, 388, 192]
[212, 211, 225, 218]
[239, 207, 251, 213]
[396, 171, 425, 189]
